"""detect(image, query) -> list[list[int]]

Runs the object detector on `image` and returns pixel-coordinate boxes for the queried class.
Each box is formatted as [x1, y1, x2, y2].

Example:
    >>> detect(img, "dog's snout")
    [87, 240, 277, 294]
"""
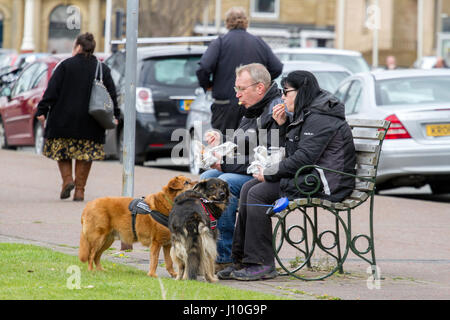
[219, 191, 226, 199]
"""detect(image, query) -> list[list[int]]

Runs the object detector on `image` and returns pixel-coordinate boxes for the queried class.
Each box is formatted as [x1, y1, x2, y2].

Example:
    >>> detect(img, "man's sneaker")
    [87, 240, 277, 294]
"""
[217, 263, 243, 280]
[231, 264, 277, 281]
[215, 262, 232, 273]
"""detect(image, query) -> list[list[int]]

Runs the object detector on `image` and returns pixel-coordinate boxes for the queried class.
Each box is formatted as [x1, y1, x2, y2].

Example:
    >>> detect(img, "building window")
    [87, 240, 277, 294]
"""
[250, 0, 280, 19]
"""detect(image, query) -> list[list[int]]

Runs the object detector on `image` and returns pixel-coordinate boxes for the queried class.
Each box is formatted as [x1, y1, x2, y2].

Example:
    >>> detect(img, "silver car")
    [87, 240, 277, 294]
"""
[274, 47, 370, 74]
[186, 61, 352, 174]
[335, 69, 450, 194]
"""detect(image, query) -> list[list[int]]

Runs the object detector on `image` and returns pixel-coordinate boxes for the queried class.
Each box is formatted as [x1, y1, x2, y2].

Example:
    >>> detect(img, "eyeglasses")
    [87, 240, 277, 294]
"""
[234, 82, 259, 93]
[282, 88, 297, 96]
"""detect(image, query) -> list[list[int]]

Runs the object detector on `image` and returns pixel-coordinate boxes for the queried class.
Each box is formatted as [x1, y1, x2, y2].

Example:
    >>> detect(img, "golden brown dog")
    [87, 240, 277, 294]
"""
[78, 175, 196, 277]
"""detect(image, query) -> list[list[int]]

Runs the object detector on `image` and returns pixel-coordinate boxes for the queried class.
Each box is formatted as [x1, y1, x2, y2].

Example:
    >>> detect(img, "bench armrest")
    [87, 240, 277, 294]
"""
[294, 164, 375, 199]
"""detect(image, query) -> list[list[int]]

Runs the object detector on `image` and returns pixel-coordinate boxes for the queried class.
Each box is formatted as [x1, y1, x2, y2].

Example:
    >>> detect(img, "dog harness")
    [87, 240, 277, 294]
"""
[128, 198, 169, 241]
[200, 198, 217, 230]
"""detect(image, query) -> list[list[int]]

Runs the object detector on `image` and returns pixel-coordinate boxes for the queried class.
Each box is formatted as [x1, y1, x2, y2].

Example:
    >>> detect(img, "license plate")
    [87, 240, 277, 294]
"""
[179, 100, 193, 112]
[426, 123, 450, 137]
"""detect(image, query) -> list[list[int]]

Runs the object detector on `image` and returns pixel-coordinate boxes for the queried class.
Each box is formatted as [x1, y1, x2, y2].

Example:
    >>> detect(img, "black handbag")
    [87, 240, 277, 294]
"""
[88, 60, 116, 129]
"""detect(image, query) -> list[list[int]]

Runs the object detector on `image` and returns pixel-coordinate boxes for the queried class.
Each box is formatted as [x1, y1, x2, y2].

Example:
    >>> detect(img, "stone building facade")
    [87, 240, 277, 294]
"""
[336, 0, 450, 67]
[0, 0, 126, 53]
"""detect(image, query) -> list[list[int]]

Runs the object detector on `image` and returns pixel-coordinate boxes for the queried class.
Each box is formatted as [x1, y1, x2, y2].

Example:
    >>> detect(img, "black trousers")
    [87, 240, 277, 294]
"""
[211, 102, 245, 136]
[232, 179, 280, 267]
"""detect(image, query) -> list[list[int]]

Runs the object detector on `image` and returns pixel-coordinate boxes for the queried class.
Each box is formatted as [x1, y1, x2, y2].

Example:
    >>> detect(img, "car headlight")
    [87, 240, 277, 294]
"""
[136, 87, 154, 113]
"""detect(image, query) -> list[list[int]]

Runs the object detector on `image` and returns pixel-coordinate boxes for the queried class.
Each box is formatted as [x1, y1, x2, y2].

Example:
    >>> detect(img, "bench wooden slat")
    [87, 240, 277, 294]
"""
[356, 152, 379, 166]
[352, 128, 386, 140]
[355, 143, 380, 153]
[348, 119, 390, 129]
[342, 199, 358, 208]
[355, 181, 375, 191]
[356, 168, 377, 177]
[349, 190, 369, 202]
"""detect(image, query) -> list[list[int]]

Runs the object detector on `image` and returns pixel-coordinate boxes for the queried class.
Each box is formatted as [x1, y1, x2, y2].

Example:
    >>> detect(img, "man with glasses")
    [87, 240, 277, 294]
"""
[196, 7, 282, 136]
[200, 63, 283, 272]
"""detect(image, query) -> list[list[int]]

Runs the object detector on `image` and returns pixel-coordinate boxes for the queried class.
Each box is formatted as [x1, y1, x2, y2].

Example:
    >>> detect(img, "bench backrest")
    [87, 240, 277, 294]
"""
[341, 119, 391, 209]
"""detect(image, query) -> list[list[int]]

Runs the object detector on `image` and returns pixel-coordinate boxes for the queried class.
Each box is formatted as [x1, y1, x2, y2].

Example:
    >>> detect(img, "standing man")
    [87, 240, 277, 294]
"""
[196, 6, 283, 136]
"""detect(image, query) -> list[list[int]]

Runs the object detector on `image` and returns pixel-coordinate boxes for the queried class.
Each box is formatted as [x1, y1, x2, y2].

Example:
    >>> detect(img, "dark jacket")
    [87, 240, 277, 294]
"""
[196, 29, 283, 103]
[221, 82, 283, 175]
[265, 91, 356, 202]
[36, 54, 119, 144]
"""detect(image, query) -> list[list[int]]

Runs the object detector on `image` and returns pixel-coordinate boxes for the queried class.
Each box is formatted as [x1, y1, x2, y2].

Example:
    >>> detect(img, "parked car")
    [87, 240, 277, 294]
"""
[277, 61, 351, 92]
[334, 69, 450, 194]
[103, 45, 206, 164]
[0, 49, 18, 73]
[185, 60, 352, 174]
[0, 55, 67, 154]
[412, 56, 449, 69]
[274, 47, 370, 74]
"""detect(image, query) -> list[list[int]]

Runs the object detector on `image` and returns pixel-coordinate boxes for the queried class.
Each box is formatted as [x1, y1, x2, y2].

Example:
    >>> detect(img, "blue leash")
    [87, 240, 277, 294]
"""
[241, 203, 274, 207]
[240, 197, 290, 216]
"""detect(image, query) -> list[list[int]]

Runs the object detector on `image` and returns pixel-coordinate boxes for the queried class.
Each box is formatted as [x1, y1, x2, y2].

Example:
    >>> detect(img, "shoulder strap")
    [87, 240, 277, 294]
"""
[94, 59, 103, 82]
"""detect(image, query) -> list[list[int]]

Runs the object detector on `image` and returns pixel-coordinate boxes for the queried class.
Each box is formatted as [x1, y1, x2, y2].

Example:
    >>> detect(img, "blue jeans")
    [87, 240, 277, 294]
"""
[200, 169, 253, 263]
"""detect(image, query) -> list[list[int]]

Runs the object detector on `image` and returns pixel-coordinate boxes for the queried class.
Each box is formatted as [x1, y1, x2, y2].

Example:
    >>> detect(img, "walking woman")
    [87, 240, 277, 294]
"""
[36, 33, 119, 201]
[219, 71, 356, 281]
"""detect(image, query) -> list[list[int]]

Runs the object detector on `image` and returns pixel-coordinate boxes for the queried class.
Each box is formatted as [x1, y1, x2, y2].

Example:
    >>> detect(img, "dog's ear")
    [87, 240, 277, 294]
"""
[193, 179, 208, 193]
[168, 176, 185, 191]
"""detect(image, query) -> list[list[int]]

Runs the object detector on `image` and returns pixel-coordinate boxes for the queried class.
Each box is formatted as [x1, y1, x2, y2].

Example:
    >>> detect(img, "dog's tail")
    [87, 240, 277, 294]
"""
[185, 212, 210, 281]
[78, 216, 90, 263]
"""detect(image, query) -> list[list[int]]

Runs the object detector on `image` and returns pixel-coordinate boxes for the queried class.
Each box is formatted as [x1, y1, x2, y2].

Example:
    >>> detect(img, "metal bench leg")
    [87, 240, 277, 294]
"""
[335, 211, 344, 274]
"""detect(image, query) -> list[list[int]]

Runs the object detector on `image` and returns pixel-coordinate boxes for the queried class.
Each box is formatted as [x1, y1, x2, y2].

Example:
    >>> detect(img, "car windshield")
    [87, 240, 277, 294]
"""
[140, 55, 201, 88]
[278, 53, 370, 74]
[277, 71, 349, 92]
[375, 76, 450, 106]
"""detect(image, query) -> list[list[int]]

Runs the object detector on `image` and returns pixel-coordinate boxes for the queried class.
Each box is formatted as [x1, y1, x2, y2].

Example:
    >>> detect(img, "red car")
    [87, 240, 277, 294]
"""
[0, 55, 70, 153]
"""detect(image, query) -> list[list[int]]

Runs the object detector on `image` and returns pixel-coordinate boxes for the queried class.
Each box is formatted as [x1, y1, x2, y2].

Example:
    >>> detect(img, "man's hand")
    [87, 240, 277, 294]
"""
[205, 130, 220, 147]
[210, 151, 222, 171]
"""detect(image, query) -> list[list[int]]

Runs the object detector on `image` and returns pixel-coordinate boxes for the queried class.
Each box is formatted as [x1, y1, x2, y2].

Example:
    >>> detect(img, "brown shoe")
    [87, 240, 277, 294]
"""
[57, 160, 75, 199]
[73, 160, 92, 201]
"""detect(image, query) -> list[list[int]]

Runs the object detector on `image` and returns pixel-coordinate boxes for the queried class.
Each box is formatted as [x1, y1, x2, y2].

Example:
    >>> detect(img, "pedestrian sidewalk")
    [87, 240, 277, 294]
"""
[1, 149, 449, 300]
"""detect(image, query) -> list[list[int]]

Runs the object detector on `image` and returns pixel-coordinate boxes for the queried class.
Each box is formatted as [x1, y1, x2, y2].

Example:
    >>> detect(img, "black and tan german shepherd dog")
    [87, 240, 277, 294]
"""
[168, 178, 230, 282]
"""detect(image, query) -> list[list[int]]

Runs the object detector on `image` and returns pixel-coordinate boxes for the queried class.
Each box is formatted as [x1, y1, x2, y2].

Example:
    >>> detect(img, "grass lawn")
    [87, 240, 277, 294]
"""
[0, 243, 288, 300]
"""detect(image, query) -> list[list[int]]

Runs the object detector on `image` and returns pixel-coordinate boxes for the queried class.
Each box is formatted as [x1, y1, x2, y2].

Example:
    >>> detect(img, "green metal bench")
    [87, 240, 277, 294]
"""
[272, 119, 391, 281]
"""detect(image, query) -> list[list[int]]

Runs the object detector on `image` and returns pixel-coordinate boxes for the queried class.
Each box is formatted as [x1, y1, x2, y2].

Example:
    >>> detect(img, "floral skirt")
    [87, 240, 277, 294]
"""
[43, 138, 105, 161]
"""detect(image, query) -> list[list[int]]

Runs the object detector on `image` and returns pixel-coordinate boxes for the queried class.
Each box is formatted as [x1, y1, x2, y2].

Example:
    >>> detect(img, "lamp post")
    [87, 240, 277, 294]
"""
[120, 0, 139, 252]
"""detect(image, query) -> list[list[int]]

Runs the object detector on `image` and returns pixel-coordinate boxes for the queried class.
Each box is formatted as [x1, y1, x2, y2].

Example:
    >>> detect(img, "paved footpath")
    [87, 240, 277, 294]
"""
[1, 149, 449, 300]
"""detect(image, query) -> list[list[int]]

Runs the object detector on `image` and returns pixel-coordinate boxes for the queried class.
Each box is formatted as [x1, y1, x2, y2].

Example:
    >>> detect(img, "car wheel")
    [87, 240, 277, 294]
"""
[188, 131, 202, 175]
[429, 182, 450, 195]
[34, 123, 44, 155]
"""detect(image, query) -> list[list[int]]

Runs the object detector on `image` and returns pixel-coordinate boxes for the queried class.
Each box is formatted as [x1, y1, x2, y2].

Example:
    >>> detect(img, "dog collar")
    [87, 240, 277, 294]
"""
[200, 201, 217, 230]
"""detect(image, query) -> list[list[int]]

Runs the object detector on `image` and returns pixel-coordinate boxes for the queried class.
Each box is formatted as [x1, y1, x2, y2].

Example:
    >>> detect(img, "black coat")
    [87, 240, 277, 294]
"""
[36, 54, 119, 144]
[196, 28, 283, 103]
[265, 91, 356, 202]
[221, 82, 283, 175]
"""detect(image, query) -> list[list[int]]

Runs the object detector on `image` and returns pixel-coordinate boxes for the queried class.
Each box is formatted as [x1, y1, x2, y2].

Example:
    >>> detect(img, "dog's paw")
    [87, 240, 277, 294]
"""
[206, 275, 219, 283]
[147, 272, 158, 278]
[169, 271, 178, 278]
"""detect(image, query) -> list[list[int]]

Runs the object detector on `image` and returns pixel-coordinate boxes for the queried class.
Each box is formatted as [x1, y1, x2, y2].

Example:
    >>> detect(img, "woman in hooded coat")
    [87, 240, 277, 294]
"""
[219, 70, 356, 281]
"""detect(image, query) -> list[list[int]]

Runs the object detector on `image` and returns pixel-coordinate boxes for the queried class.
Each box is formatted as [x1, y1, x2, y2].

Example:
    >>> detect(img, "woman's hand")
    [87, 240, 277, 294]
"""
[272, 104, 287, 126]
[252, 166, 265, 182]
[37, 115, 46, 124]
